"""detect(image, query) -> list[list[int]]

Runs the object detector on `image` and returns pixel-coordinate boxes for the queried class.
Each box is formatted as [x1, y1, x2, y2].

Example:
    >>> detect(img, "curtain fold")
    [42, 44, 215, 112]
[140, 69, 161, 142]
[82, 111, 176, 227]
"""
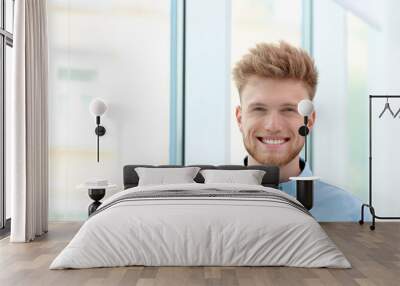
[10, 0, 49, 242]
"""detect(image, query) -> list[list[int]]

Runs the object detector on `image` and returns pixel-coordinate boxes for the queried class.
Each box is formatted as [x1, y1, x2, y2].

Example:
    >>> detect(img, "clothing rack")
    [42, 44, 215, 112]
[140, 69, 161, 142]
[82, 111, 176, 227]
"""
[359, 95, 400, 230]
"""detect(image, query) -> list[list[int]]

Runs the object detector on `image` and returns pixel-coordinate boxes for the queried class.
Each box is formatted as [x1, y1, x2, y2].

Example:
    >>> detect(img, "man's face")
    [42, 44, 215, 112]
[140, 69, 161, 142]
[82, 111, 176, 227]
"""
[236, 76, 316, 166]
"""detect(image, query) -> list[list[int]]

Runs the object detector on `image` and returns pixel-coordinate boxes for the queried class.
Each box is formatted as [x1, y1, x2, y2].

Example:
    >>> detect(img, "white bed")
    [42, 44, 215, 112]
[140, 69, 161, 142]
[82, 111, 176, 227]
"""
[50, 183, 351, 269]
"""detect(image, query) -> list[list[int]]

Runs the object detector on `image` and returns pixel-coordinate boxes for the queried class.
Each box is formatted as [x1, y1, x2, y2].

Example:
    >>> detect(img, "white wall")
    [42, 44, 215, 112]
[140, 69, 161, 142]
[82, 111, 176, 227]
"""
[367, 0, 400, 217]
[45, 0, 400, 221]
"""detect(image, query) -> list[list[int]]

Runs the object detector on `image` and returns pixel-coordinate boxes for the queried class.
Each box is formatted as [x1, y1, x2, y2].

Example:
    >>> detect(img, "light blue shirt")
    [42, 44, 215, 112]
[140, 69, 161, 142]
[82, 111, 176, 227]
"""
[279, 159, 369, 222]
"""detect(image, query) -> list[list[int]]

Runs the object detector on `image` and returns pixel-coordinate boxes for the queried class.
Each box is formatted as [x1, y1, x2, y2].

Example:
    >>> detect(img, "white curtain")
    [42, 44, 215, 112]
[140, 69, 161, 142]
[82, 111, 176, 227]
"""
[10, 0, 49, 242]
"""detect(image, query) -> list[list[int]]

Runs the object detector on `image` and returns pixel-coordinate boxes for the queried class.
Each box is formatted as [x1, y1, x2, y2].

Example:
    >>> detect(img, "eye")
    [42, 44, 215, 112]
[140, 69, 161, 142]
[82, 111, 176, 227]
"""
[253, 107, 266, 112]
[282, 108, 296, 113]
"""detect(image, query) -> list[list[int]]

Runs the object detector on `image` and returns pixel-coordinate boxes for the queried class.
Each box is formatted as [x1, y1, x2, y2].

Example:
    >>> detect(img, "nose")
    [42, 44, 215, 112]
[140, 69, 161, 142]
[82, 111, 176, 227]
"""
[263, 111, 284, 132]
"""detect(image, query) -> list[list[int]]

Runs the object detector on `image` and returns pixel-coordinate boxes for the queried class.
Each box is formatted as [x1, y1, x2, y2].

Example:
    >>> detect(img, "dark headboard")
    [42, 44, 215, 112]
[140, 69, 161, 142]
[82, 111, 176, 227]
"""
[123, 164, 280, 189]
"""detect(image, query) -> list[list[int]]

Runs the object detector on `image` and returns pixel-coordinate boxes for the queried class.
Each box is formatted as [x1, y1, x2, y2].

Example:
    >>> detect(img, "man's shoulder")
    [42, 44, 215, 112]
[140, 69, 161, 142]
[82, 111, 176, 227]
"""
[315, 179, 343, 191]
[314, 179, 362, 204]
[315, 179, 348, 194]
[311, 179, 366, 221]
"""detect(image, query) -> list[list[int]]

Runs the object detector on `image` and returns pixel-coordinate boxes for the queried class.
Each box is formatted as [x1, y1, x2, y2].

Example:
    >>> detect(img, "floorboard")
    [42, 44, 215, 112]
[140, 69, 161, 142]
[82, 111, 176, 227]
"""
[0, 222, 399, 286]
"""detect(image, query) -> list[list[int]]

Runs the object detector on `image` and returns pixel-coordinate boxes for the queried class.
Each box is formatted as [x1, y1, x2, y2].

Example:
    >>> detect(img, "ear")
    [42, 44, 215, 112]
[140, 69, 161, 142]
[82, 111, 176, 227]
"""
[235, 105, 243, 132]
[307, 111, 316, 131]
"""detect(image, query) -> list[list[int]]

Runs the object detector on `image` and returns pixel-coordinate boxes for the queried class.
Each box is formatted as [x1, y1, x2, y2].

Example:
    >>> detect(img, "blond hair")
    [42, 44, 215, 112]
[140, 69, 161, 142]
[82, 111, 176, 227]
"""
[233, 41, 318, 100]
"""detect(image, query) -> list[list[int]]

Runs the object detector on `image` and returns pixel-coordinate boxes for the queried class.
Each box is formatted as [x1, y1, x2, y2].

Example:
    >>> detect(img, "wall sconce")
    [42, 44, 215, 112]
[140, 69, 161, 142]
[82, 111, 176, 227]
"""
[89, 98, 107, 162]
[293, 99, 317, 211]
[297, 99, 314, 164]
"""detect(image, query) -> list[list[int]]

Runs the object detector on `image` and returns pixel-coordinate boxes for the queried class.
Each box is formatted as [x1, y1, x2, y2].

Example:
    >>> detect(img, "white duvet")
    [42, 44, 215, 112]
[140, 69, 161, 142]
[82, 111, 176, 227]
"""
[50, 183, 351, 269]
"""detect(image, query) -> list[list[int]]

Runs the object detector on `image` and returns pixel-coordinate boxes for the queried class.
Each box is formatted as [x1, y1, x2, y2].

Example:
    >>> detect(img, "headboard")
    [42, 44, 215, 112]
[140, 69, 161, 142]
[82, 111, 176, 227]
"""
[123, 164, 280, 189]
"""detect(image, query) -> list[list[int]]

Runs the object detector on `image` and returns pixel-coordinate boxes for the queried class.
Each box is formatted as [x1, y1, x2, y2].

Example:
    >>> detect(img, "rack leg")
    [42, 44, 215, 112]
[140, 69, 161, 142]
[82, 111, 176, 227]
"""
[359, 203, 376, 231]
[370, 206, 376, 231]
[359, 204, 366, 225]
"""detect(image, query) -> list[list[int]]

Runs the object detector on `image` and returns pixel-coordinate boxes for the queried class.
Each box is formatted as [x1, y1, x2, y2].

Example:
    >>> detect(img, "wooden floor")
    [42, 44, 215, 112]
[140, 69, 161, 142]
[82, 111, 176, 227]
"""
[0, 222, 399, 286]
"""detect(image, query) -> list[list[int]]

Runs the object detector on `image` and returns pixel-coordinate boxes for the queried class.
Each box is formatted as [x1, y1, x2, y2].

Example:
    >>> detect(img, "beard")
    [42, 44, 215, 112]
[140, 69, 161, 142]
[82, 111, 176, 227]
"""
[243, 133, 303, 167]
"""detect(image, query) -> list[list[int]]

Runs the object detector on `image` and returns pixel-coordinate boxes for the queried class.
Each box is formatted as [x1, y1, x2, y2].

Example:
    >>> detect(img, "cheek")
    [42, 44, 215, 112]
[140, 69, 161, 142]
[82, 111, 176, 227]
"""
[242, 118, 261, 134]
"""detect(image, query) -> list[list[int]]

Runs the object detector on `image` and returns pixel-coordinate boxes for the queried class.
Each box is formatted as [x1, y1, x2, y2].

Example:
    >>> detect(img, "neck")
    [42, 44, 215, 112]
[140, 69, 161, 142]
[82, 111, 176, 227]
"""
[247, 155, 302, 183]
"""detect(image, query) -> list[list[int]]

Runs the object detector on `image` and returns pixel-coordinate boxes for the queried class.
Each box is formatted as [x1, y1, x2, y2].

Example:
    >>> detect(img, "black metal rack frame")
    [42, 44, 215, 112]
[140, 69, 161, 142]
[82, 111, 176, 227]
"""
[359, 95, 400, 230]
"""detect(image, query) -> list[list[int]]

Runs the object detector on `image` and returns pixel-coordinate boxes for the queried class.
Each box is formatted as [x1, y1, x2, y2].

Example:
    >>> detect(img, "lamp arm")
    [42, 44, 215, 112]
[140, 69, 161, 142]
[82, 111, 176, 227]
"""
[302, 116, 309, 164]
[97, 117, 100, 162]
[305, 115, 308, 164]
[97, 127, 100, 162]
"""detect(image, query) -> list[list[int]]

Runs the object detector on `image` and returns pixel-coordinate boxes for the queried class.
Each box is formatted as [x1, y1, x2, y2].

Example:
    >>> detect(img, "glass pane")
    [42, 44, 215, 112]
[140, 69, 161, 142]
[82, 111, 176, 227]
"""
[5, 44, 12, 219]
[0, 0, 2, 29]
[345, 13, 368, 202]
[230, 0, 302, 163]
[313, 1, 371, 194]
[47, 1, 171, 220]
[6, 0, 14, 33]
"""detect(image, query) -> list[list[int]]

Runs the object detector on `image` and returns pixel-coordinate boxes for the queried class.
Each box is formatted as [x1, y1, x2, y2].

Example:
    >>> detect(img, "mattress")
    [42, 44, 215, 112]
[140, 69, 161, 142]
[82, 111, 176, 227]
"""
[50, 183, 350, 269]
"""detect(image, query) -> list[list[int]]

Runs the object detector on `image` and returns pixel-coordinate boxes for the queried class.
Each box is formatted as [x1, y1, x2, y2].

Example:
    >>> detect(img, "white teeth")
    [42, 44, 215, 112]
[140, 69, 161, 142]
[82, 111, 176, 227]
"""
[261, 139, 285, 145]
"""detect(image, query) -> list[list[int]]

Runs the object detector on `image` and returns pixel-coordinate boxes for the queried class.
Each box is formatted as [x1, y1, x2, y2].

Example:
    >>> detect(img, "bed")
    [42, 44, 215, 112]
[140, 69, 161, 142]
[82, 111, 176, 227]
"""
[49, 165, 350, 269]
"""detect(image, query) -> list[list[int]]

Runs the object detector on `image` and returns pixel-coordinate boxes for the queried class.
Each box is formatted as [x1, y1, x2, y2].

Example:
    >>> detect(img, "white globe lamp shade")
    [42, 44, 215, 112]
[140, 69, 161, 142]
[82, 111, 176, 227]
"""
[297, 99, 314, 117]
[89, 98, 107, 117]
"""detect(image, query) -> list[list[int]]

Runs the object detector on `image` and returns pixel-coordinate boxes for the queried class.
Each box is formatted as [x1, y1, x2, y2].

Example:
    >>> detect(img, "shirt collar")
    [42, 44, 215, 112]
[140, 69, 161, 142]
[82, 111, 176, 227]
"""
[243, 155, 313, 177]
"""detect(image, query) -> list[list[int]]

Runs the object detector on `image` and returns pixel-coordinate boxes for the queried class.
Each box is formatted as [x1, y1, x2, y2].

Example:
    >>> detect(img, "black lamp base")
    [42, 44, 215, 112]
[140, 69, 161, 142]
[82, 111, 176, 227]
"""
[296, 180, 314, 210]
[95, 126, 106, 136]
[88, 189, 106, 216]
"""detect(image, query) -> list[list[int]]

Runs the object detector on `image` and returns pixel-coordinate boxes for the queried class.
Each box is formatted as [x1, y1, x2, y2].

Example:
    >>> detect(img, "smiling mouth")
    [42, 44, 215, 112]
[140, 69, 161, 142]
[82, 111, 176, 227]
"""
[256, 137, 290, 145]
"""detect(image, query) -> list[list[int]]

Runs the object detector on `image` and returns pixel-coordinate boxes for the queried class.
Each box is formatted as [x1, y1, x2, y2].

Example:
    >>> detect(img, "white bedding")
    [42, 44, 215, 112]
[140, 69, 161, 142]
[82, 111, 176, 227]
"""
[50, 183, 351, 269]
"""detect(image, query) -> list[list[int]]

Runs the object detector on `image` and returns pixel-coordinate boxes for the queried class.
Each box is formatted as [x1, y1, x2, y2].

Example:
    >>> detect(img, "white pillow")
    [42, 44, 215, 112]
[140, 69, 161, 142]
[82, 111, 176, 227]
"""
[135, 167, 201, 186]
[200, 169, 266, 185]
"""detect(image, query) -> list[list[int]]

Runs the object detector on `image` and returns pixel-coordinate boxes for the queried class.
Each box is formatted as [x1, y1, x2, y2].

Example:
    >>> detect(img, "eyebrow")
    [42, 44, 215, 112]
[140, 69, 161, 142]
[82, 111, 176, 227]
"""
[247, 102, 298, 108]
[281, 103, 297, 108]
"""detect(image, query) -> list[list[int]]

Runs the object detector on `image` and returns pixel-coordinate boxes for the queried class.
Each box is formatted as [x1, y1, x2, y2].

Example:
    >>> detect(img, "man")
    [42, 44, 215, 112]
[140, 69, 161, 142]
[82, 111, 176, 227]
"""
[233, 41, 365, 221]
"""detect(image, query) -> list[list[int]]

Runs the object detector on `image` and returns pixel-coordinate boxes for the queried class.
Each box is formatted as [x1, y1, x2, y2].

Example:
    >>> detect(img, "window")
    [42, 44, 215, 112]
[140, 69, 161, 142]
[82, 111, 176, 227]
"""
[345, 12, 368, 202]
[0, 0, 14, 235]
[47, 0, 171, 220]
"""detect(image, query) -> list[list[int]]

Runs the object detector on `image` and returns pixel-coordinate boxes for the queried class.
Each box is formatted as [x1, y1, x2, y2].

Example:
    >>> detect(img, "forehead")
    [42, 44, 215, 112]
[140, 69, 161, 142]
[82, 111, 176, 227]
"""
[241, 76, 310, 106]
